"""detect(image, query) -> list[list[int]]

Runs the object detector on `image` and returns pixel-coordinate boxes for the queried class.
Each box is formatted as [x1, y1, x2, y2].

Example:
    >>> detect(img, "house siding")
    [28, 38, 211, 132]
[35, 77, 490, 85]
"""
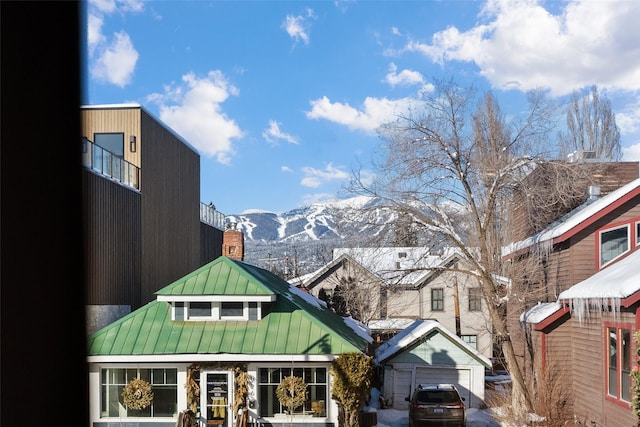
[140, 109, 201, 305]
[83, 170, 142, 307]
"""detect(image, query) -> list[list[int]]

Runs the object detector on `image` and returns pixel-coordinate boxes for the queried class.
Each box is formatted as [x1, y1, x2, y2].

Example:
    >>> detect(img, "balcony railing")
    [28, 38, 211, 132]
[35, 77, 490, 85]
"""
[201, 202, 225, 230]
[82, 138, 140, 190]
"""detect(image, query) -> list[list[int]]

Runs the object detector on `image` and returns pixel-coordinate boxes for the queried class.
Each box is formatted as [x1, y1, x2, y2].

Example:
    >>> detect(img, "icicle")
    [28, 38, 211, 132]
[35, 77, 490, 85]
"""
[568, 297, 622, 325]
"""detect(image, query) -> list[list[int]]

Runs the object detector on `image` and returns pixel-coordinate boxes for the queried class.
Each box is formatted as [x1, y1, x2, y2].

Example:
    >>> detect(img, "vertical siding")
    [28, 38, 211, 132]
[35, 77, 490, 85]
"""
[83, 171, 141, 306]
[81, 107, 141, 167]
[140, 110, 201, 305]
[201, 223, 223, 265]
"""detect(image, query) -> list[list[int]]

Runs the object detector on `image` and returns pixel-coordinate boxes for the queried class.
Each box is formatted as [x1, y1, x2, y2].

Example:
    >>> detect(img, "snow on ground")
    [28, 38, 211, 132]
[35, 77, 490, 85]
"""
[365, 388, 502, 427]
[371, 407, 502, 427]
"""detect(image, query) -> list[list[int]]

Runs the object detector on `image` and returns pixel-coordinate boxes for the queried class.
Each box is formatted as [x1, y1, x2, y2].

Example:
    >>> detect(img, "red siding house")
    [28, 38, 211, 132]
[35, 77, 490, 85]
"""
[509, 177, 640, 425]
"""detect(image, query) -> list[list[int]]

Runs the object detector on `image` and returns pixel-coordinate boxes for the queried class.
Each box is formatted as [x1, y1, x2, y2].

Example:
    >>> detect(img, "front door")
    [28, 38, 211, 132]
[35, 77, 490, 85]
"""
[200, 371, 233, 427]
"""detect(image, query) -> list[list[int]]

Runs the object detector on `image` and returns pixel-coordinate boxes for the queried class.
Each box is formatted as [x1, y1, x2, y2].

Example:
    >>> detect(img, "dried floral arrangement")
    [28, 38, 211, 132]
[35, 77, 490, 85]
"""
[276, 375, 308, 414]
[122, 378, 154, 410]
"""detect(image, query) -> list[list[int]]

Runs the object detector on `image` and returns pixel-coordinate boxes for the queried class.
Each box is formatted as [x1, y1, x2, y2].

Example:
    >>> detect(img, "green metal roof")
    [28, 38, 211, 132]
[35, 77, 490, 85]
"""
[88, 257, 369, 356]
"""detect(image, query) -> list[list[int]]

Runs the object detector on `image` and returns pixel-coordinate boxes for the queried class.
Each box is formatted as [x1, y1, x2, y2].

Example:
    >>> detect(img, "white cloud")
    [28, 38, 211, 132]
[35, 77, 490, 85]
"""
[403, 0, 640, 96]
[384, 62, 424, 87]
[617, 98, 640, 136]
[306, 96, 416, 134]
[281, 9, 315, 45]
[262, 120, 299, 145]
[90, 31, 139, 87]
[300, 163, 350, 188]
[281, 166, 294, 173]
[622, 142, 640, 163]
[148, 71, 244, 164]
[87, 0, 143, 87]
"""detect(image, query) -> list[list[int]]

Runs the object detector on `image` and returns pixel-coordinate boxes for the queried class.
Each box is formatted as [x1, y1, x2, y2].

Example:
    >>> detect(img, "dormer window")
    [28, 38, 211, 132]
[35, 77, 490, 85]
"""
[166, 298, 275, 321]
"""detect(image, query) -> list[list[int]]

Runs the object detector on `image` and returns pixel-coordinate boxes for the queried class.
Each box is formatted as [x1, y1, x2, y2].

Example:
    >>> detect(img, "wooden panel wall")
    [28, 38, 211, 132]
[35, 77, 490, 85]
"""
[139, 109, 201, 305]
[201, 223, 223, 266]
[83, 170, 141, 306]
[81, 106, 141, 167]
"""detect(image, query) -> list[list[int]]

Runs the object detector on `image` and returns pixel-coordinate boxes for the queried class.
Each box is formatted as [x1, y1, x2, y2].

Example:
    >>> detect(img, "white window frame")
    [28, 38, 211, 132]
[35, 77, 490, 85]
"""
[171, 301, 265, 321]
[599, 224, 630, 268]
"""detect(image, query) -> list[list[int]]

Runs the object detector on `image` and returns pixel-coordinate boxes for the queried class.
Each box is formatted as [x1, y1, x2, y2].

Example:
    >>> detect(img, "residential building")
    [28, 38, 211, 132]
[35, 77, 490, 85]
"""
[87, 256, 371, 427]
[373, 319, 491, 410]
[82, 104, 226, 333]
[507, 177, 640, 425]
[300, 247, 494, 360]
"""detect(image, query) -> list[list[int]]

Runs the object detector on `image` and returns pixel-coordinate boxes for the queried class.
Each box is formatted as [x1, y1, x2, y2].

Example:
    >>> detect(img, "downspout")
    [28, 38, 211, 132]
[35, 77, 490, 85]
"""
[453, 276, 461, 337]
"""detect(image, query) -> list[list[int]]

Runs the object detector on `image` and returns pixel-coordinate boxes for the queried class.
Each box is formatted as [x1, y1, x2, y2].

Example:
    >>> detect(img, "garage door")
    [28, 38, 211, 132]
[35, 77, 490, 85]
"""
[392, 370, 413, 409]
[415, 367, 471, 408]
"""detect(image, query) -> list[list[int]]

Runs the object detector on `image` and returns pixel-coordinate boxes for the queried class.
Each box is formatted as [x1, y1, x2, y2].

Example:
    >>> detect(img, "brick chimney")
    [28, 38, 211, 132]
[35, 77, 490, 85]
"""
[223, 222, 244, 261]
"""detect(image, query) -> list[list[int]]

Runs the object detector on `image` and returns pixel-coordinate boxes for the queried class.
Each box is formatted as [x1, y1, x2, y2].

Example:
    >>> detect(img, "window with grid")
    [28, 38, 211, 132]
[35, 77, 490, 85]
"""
[468, 288, 482, 311]
[101, 368, 177, 418]
[431, 288, 444, 311]
[258, 367, 327, 417]
[461, 335, 477, 349]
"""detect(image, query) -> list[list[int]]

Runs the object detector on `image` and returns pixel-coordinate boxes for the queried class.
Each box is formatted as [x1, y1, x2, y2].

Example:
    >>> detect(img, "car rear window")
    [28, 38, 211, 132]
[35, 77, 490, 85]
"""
[416, 390, 459, 404]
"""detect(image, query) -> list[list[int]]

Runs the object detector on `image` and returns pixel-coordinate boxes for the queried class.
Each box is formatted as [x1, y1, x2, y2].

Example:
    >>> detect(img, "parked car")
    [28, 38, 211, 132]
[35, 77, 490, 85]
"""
[405, 383, 466, 427]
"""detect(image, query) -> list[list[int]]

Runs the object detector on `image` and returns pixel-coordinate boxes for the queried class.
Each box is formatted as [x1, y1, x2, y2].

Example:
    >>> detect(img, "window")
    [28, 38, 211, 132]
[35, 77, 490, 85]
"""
[248, 302, 258, 320]
[94, 133, 124, 157]
[461, 335, 477, 349]
[189, 302, 212, 318]
[600, 225, 629, 267]
[636, 222, 640, 247]
[101, 368, 177, 418]
[221, 302, 243, 318]
[258, 367, 327, 417]
[468, 288, 482, 311]
[431, 288, 444, 311]
[606, 326, 632, 402]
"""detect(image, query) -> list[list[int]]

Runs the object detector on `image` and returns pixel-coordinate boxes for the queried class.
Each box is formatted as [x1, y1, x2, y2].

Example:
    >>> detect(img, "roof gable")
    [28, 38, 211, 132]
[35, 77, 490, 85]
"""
[88, 257, 371, 357]
[156, 256, 275, 297]
[504, 177, 640, 257]
[373, 319, 491, 368]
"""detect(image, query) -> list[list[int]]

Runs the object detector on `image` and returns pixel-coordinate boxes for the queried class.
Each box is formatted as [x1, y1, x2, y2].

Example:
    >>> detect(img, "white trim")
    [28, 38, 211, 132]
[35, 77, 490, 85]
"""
[599, 223, 631, 268]
[158, 295, 276, 302]
[88, 354, 338, 363]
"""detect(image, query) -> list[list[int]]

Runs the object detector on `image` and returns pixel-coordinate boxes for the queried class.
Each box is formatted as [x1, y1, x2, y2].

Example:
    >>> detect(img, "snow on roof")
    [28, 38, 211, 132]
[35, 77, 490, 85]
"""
[333, 247, 460, 285]
[287, 283, 327, 309]
[367, 318, 416, 331]
[373, 319, 491, 367]
[558, 250, 640, 322]
[503, 177, 640, 256]
[520, 302, 563, 324]
[344, 316, 373, 344]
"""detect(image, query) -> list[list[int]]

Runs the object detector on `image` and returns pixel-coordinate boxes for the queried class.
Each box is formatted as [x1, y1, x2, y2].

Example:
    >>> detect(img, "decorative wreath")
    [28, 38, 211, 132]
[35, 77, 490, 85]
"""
[276, 376, 308, 412]
[122, 378, 154, 410]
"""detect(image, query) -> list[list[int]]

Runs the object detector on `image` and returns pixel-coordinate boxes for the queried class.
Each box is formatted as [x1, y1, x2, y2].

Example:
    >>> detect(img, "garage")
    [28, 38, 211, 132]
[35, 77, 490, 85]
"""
[374, 320, 491, 410]
[415, 366, 472, 407]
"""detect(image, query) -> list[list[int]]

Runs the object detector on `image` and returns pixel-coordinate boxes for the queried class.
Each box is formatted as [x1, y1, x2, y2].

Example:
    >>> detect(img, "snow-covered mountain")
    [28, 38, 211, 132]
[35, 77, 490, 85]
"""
[225, 196, 403, 274]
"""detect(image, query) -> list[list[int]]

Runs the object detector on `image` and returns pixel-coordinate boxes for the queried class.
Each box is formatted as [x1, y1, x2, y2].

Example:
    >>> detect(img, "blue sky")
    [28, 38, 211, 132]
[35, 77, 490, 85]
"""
[84, 0, 640, 215]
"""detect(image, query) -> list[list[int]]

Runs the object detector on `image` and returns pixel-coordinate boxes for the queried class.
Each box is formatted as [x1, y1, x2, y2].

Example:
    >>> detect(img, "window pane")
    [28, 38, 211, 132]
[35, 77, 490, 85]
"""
[608, 328, 618, 396]
[190, 302, 212, 317]
[249, 302, 258, 320]
[431, 288, 444, 311]
[622, 329, 631, 401]
[94, 133, 124, 157]
[175, 302, 185, 321]
[469, 288, 482, 311]
[601, 227, 629, 266]
[221, 302, 243, 317]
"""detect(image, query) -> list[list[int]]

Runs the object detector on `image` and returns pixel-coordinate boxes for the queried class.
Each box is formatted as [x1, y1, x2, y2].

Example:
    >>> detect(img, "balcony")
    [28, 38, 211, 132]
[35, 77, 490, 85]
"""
[200, 202, 225, 231]
[82, 137, 140, 190]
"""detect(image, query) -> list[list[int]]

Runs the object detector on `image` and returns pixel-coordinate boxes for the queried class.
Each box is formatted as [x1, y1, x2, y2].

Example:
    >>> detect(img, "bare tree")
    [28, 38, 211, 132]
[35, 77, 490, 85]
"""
[561, 85, 622, 160]
[348, 80, 558, 418]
